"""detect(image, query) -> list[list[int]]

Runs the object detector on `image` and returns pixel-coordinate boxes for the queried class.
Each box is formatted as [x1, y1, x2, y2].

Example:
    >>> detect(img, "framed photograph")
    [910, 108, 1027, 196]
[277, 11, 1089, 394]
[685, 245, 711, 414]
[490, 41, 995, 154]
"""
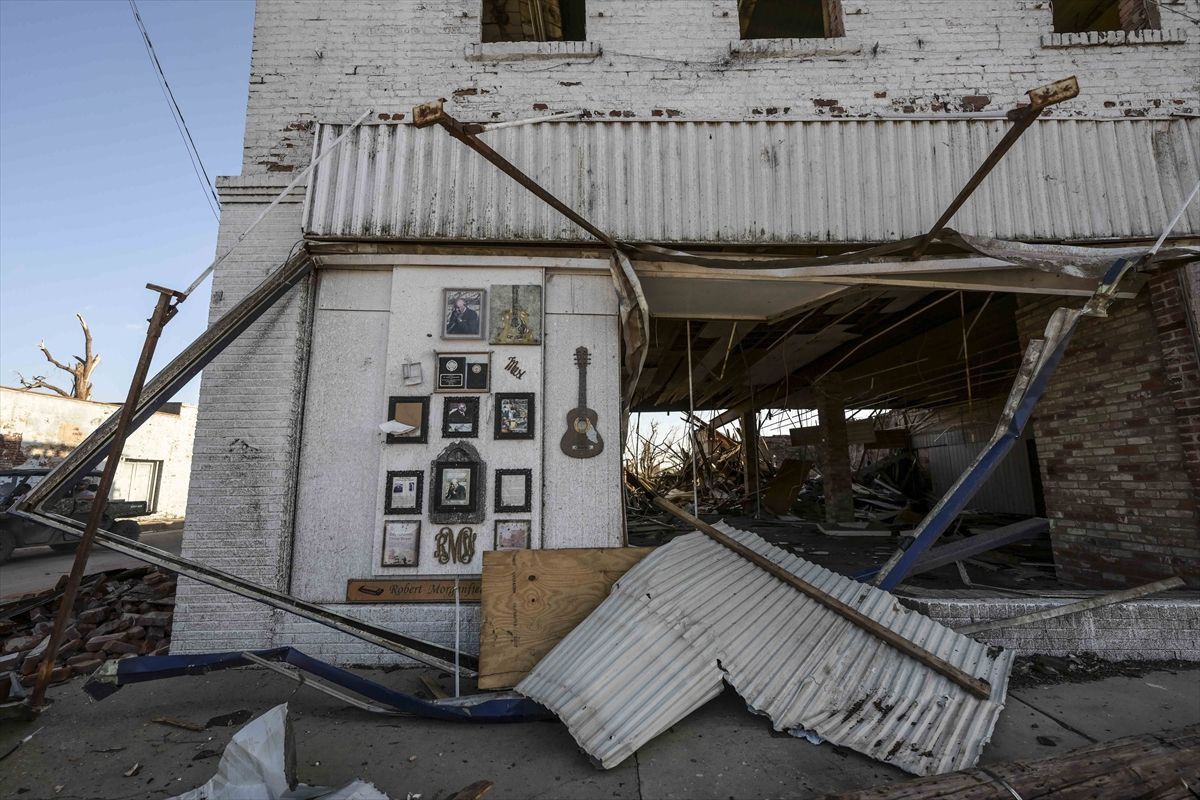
[432, 461, 481, 516]
[384, 396, 429, 443]
[494, 469, 532, 513]
[442, 396, 480, 438]
[489, 284, 543, 345]
[443, 289, 485, 339]
[384, 470, 423, 514]
[494, 393, 535, 440]
[381, 520, 420, 567]
[436, 352, 491, 393]
[494, 519, 532, 551]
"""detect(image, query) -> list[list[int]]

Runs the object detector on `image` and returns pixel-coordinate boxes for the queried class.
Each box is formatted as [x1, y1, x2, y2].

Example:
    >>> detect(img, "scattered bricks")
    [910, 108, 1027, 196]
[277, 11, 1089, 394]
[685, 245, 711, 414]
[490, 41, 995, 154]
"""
[102, 639, 139, 655]
[78, 608, 108, 625]
[49, 665, 71, 684]
[76, 622, 97, 637]
[63, 625, 81, 642]
[57, 639, 81, 660]
[70, 659, 104, 675]
[0, 620, 16, 636]
[85, 633, 128, 652]
[32, 621, 54, 637]
[67, 652, 102, 666]
[20, 655, 40, 676]
[152, 643, 170, 656]
[144, 572, 167, 586]
[0, 652, 21, 671]
[4, 634, 44, 654]
[0, 673, 10, 701]
[125, 626, 146, 641]
[136, 612, 172, 628]
[93, 614, 137, 637]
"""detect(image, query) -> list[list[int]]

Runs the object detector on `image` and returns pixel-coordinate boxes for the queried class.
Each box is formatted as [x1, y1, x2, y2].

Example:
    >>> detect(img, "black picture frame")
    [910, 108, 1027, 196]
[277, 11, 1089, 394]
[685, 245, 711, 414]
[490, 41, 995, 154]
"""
[494, 392, 535, 440]
[494, 468, 532, 513]
[431, 461, 482, 517]
[384, 470, 424, 514]
[441, 396, 480, 438]
[442, 288, 486, 340]
[381, 520, 421, 567]
[385, 395, 429, 443]
[435, 352, 491, 393]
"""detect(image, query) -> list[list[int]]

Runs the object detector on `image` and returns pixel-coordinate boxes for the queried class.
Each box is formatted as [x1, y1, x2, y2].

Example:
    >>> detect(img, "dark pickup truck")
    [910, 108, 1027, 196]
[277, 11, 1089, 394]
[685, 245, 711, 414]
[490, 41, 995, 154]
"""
[0, 468, 145, 564]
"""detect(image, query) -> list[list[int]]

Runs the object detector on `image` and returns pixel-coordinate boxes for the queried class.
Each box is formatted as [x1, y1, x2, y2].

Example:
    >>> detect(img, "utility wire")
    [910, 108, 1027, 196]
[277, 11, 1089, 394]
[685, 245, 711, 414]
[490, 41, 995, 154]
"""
[128, 0, 221, 220]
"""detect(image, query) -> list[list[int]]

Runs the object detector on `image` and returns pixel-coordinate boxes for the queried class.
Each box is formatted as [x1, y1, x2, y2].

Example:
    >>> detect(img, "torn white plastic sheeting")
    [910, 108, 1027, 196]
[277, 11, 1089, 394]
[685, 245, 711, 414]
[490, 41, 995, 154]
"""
[379, 420, 417, 436]
[517, 523, 1013, 776]
[173, 704, 388, 800]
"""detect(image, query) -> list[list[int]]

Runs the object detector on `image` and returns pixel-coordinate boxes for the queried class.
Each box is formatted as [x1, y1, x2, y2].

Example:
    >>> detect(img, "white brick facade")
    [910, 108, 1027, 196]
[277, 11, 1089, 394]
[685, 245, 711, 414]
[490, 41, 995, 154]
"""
[174, 1, 1200, 662]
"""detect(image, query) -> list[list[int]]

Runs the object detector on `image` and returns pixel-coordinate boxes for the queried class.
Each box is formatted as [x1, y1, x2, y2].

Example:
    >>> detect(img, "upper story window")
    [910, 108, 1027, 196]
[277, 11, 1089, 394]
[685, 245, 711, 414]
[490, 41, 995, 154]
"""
[738, 0, 844, 39]
[1051, 0, 1160, 32]
[482, 0, 586, 42]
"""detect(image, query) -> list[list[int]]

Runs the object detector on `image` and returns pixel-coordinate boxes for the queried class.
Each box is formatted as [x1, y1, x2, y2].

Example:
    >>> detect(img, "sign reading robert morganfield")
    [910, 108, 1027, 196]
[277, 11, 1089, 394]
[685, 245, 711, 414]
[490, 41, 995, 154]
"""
[346, 579, 482, 603]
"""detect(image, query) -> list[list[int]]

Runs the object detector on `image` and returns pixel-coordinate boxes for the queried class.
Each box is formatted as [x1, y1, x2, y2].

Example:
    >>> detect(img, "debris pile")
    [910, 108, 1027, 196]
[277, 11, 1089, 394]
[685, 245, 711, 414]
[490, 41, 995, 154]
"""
[0, 566, 174, 698]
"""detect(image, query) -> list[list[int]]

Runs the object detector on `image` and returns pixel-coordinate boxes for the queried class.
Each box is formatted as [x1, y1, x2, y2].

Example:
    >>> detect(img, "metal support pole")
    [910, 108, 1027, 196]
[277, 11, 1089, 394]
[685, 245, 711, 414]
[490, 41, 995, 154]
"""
[30, 283, 184, 709]
[909, 77, 1079, 260]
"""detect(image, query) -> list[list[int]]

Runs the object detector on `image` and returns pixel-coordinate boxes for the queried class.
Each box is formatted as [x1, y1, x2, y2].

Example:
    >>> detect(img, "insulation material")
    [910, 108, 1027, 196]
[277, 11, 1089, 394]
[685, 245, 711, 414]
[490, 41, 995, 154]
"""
[517, 523, 1013, 776]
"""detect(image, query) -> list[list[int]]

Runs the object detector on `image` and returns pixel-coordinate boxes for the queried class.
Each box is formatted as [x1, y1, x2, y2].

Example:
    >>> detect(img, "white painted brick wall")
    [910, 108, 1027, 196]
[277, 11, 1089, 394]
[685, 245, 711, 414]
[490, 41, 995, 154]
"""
[175, 0, 1200, 661]
[241, 0, 1198, 173]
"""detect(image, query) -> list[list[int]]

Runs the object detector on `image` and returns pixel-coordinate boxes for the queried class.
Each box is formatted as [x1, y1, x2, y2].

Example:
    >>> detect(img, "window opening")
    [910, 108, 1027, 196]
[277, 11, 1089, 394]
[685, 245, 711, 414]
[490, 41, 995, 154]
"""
[738, 0, 844, 39]
[1051, 0, 1160, 32]
[482, 0, 586, 43]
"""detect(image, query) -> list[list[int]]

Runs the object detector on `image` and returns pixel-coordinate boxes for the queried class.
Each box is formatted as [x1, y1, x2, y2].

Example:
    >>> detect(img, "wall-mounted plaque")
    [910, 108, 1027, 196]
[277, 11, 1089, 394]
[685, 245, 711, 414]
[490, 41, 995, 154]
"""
[494, 519, 532, 551]
[494, 392, 535, 440]
[436, 352, 491, 393]
[380, 520, 420, 567]
[443, 288, 485, 339]
[442, 396, 480, 438]
[384, 470, 423, 514]
[383, 395, 429, 443]
[494, 469, 532, 513]
[346, 579, 482, 603]
[489, 284, 542, 345]
[430, 441, 486, 524]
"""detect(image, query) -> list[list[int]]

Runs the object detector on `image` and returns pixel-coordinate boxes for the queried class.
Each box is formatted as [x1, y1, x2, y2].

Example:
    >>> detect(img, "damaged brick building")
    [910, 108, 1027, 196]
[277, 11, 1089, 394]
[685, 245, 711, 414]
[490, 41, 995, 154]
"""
[170, 0, 1199, 661]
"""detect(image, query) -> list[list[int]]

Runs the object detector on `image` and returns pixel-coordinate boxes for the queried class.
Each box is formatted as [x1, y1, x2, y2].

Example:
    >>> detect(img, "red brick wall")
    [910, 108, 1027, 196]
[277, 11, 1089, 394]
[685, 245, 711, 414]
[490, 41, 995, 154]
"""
[1016, 278, 1200, 588]
[0, 433, 23, 469]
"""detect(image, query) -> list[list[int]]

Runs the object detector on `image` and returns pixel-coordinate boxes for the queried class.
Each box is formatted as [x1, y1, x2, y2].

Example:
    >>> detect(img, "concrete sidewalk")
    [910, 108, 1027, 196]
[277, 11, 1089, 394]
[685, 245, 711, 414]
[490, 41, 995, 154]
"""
[2, 664, 1197, 800]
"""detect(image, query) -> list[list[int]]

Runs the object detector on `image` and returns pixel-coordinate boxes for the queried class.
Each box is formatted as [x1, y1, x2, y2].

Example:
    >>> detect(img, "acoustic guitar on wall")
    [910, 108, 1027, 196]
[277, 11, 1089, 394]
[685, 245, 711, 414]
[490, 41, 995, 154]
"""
[560, 346, 604, 459]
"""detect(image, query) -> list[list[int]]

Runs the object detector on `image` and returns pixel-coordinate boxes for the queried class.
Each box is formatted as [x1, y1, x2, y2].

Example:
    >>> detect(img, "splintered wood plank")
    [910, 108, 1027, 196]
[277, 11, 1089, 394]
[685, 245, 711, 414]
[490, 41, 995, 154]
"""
[478, 547, 653, 690]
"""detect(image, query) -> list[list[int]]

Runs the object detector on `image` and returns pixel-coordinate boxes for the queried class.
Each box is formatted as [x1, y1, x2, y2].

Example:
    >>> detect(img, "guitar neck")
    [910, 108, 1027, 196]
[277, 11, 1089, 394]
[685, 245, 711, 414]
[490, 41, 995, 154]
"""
[577, 363, 587, 408]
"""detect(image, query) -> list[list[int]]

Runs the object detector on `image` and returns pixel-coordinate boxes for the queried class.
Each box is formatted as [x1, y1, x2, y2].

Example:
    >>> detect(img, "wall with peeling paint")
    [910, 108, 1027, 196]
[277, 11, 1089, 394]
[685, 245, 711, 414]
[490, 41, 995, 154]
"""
[0, 387, 197, 519]
[240, 0, 1198, 174]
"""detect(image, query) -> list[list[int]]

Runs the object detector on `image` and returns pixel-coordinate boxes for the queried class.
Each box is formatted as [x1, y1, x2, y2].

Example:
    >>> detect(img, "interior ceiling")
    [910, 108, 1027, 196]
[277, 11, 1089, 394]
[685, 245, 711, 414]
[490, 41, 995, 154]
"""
[631, 288, 1022, 413]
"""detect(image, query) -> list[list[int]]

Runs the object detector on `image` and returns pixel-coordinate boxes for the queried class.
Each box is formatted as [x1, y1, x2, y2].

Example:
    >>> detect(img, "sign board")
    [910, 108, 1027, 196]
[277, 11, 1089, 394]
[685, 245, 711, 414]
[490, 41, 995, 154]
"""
[346, 579, 482, 603]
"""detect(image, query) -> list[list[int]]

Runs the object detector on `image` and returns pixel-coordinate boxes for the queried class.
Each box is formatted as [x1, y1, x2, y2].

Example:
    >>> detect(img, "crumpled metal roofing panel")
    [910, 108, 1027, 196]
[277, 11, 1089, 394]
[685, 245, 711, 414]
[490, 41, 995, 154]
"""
[303, 118, 1200, 244]
[516, 523, 1013, 776]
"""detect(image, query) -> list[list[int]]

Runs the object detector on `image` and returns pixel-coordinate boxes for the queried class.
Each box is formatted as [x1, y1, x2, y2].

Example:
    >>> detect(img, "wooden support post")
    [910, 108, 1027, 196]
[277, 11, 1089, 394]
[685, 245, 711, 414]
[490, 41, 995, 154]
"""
[816, 377, 854, 524]
[740, 410, 761, 516]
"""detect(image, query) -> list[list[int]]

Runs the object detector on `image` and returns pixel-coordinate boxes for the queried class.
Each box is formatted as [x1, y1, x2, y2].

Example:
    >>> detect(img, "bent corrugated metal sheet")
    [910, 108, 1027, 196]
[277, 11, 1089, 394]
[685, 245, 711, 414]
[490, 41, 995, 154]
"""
[517, 523, 1013, 776]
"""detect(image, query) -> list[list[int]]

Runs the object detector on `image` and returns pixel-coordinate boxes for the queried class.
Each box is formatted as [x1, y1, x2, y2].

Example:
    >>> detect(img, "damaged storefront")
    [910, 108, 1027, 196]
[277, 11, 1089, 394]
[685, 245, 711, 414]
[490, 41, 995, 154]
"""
[8, 0, 1199, 792]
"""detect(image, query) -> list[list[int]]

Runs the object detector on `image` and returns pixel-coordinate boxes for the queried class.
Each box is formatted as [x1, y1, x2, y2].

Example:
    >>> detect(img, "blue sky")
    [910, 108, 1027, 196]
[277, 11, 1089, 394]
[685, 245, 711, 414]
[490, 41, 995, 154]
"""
[0, 0, 254, 403]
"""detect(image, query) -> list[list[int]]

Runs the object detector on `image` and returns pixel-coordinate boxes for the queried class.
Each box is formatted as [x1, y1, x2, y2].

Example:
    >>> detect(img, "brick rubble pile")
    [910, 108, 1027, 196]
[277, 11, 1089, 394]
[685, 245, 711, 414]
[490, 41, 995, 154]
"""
[0, 566, 174, 699]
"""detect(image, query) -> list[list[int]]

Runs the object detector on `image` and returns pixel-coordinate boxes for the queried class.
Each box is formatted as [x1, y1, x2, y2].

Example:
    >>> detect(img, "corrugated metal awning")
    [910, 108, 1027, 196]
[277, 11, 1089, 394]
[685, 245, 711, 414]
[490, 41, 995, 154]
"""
[516, 522, 1013, 776]
[303, 117, 1199, 244]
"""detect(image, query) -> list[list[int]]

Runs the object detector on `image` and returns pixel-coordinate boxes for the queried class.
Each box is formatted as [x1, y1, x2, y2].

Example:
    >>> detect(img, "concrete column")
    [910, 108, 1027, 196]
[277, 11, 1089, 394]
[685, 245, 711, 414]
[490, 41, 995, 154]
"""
[816, 378, 854, 524]
[740, 410, 760, 515]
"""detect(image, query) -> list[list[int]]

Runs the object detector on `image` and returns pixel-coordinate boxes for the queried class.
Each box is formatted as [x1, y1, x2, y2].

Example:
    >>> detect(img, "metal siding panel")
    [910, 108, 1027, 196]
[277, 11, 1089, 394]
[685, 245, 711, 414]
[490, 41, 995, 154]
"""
[517, 524, 1013, 776]
[305, 119, 1200, 243]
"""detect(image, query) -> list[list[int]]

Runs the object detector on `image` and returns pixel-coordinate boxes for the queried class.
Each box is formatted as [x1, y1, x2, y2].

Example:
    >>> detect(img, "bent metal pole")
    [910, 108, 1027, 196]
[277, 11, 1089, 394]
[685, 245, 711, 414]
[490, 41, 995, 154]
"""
[30, 283, 185, 710]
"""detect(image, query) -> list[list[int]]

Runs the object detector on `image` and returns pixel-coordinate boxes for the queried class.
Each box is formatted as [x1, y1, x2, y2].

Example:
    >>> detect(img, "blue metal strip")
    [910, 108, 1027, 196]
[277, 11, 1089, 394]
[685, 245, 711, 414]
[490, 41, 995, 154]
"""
[85, 647, 550, 722]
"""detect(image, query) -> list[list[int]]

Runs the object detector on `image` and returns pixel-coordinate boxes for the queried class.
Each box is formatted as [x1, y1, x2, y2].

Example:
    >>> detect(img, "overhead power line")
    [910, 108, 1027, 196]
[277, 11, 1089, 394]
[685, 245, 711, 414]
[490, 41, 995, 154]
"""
[128, 0, 221, 220]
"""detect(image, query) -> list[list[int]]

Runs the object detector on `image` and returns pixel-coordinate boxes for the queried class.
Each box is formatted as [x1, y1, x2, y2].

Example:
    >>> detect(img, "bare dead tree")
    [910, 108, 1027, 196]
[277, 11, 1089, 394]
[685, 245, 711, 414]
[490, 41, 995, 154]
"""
[15, 314, 101, 401]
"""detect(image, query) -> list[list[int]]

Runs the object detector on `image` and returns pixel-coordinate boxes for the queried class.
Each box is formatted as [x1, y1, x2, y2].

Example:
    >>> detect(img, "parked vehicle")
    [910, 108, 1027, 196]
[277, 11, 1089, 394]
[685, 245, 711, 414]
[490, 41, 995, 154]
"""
[0, 468, 146, 564]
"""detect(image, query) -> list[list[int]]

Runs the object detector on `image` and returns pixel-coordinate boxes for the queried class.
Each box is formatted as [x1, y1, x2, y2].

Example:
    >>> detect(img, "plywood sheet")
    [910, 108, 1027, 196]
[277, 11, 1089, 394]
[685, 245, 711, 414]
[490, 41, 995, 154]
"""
[478, 547, 653, 689]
